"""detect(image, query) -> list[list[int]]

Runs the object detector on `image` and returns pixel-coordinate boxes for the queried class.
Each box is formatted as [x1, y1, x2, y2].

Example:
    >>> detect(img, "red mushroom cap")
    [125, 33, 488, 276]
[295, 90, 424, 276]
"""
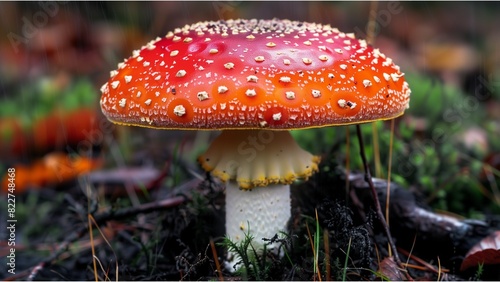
[100, 19, 411, 130]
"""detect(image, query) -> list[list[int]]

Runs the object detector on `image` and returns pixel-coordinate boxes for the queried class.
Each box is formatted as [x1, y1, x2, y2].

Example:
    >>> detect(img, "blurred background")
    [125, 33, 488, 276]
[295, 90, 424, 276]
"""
[0, 1, 499, 279]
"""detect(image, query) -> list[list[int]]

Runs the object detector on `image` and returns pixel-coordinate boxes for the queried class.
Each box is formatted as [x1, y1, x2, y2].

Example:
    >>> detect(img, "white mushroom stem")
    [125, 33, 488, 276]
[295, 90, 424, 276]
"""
[198, 130, 320, 270]
[225, 181, 290, 270]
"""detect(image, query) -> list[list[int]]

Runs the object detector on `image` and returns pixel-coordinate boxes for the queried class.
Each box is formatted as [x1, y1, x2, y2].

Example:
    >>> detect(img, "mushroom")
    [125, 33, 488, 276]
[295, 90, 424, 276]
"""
[100, 19, 411, 268]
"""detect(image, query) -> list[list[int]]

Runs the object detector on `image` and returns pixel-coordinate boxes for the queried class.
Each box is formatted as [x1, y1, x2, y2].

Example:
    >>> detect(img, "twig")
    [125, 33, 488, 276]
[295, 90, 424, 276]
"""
[210, 238, 224, 281]
[355, 124, 412, 281]
[398, 247, 450, 274]
[20, 195, 187, 280]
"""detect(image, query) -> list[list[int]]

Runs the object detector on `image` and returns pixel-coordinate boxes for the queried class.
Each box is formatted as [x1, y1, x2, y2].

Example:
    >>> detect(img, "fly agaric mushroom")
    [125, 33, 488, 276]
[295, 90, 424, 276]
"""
[100, 19, 410, 268]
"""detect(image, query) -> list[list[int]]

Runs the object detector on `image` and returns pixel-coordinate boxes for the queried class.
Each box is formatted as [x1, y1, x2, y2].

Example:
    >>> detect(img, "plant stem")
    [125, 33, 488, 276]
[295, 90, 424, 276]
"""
[355, 124, 412, 281]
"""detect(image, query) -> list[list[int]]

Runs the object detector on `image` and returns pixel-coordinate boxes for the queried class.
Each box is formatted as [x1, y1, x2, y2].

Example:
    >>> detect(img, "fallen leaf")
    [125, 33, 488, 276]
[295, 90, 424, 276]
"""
[1, 152, 102, 193]
[461, 231, 500, 271]
[377, 256, 407, 281]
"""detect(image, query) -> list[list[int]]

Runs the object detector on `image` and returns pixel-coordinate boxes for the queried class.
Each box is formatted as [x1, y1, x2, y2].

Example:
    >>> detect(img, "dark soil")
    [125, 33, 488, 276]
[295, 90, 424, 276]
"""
[2, 156, 499, 281]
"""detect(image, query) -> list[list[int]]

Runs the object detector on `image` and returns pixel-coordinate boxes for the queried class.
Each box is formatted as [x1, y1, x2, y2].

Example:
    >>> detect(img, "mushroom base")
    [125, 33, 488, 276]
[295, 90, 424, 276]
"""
[224, 180, 291, 271]
[198, 130, 320, 189]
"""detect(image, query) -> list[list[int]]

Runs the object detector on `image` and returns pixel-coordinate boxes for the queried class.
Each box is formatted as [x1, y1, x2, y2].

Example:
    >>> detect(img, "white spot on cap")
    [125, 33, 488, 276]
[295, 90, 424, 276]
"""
[247, 75, 258, 83]
[382, 60, 392, 67]
[283, 59, 291, 65]
[285, 91, 296, 99]
[311, 89, 321, 98]
[326, 38, 334, 43]
[111, 81, 120, 89]
[266, 42, 276, 47]
[124, 75, 132, 83]
[319, 55, 328, 61]
[339, 64, 347, 70]
[209, 48, 219, 54]
[338, 99, 356, 109]
[302, 58, 312, 65]
[183, 37, 193, 43]
[224, 62, 234, 69]
[218, 85, 228, 94]
[334, 48, 343, 54]
[118, 98, 126, 108]
[279, 76, 291, 83]
[246, 34, 255, 40]
[172, 36, 181, 42]
[303, 40, 312, 46]
[143, 61, 151, 67]
[144, 99, 152, 106]
[155, 75, 161, 81]
[328, 73, 334, 79]
[136, 91, 142, 98]
[383, 73, 391, 81]
[197, 91, 209, 101]
[110, 70, 118, 77]
[176, 70, 187, 77]
[373, 76, 381, 83]
[338, 99, 346, 108]
[254, 56, 265, 62]
[391, 73, 403, 82]
[245, 89, 257, 97]
[170, 50, 179, 57]
[272, 112, 282, 121]
[100, 83, 108, 93]
[359, 39, 367, 48]
[363, 79, 372, 87]
[173, 105, 186, 116]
